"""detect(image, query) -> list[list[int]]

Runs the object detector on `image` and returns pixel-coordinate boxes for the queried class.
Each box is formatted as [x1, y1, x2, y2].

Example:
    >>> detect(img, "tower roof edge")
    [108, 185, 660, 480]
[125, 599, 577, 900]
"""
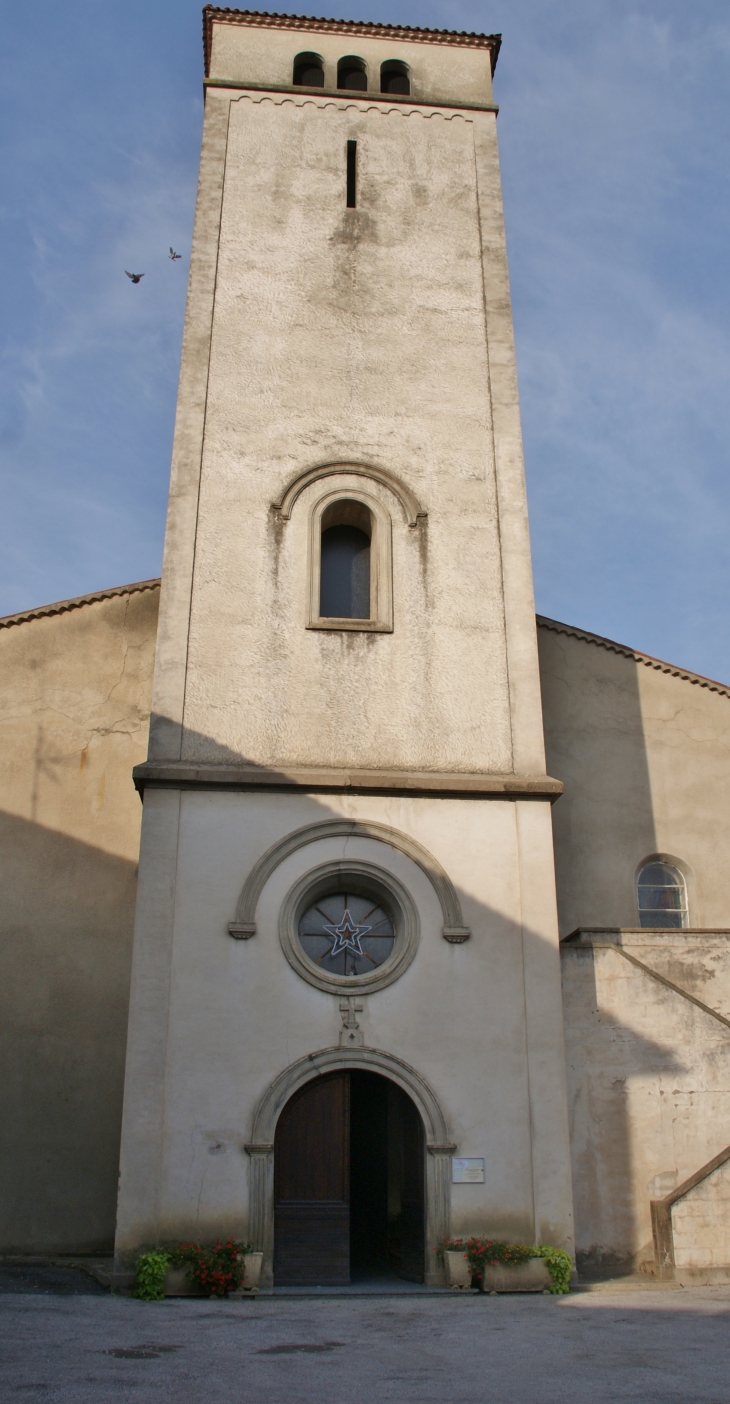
[202, 6, 502, 77]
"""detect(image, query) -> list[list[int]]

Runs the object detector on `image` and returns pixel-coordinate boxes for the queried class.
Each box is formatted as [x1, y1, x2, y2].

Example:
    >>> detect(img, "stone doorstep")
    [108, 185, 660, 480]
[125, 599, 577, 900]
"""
[257, 1288, 456, 1298]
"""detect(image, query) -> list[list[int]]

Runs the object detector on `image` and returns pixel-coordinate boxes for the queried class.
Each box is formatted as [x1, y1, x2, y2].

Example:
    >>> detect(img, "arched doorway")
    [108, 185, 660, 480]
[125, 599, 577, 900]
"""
[273, 1070, 425, 1285]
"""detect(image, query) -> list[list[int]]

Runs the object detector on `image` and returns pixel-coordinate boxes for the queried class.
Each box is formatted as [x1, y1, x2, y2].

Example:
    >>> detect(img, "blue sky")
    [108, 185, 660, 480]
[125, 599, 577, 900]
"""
[1, 1, 729, 680]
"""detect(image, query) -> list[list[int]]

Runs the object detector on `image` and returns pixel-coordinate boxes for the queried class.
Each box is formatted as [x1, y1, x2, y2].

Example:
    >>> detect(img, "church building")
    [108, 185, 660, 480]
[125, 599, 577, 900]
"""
[2, 7, 729, 1288]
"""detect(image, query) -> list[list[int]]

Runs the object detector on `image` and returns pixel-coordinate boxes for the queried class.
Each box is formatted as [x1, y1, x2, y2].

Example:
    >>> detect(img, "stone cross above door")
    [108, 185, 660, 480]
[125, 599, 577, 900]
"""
[339, 996, 364, 1047]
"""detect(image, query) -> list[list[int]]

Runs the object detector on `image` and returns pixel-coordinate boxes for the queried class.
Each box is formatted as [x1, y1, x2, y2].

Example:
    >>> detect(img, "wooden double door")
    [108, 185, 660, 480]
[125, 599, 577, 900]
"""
[273, 1070, 425, 1285]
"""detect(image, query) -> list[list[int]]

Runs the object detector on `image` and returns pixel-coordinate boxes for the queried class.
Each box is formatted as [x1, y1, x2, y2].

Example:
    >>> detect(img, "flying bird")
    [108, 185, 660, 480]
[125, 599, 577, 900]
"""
[169, 247, 181, 260]
[125, 271, 144, 284]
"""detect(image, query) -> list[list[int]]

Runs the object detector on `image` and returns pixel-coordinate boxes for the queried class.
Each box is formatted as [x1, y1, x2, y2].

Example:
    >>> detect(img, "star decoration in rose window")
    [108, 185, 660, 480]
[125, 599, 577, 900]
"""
[322, 908, 372, 959]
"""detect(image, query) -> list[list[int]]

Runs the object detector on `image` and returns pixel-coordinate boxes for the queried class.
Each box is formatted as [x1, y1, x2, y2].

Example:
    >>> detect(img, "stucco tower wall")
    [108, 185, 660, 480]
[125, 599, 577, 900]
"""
[148, 37, 546, 779]
[117, 16, 573, 1273]
[147, 91, 231, 762]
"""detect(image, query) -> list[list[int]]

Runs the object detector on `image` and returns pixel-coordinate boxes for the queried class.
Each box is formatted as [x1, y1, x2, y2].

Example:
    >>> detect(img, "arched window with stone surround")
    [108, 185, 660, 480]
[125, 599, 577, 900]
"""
[272, 462, 424, 636]
[637, 860, 689, 929]
[306, 490, 393, 633]
[293, 52, 325, 86]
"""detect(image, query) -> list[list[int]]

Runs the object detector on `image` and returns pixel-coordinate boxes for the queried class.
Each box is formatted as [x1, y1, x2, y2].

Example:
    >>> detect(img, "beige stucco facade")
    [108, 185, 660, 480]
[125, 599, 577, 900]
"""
[4, 588, 729, 1272]
[3, 9, 729, 1285]
[539, 619, 730, 1274]
[0, 582, 159, 1253]
[538, 617, 730, 935]
[561, 931, 730, 1273]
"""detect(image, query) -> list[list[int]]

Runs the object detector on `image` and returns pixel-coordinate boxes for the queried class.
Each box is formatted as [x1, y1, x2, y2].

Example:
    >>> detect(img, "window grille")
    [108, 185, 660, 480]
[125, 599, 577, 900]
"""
[637, 861, 688, 929]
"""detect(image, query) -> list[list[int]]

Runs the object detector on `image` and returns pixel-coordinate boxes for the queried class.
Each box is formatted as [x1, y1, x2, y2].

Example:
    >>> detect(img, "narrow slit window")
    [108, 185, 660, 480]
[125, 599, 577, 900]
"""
[346, 141, 357, 208]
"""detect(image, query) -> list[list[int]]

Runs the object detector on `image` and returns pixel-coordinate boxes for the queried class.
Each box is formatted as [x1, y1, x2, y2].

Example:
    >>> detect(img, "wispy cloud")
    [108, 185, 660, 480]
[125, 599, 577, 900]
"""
[1, 0, 729, 682]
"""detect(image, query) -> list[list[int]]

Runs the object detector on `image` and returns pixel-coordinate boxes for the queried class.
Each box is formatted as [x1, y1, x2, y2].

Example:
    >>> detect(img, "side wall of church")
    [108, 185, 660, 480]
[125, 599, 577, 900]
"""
[562, 934, 730, 1269]
[538, 620, 730, 934]
[539, 621, 730, 1268]
[0, 584, 159, 1253]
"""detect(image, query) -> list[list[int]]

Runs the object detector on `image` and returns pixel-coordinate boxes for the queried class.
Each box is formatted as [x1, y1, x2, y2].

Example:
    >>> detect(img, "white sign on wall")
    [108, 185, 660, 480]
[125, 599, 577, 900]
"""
[452, 1157, 485, 1184]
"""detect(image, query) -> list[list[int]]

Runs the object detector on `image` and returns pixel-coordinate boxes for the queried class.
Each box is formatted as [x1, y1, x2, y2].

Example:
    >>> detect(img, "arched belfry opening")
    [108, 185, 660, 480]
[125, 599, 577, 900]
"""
[273, 1070, 425, 1285]
[292, 52, 325, 87]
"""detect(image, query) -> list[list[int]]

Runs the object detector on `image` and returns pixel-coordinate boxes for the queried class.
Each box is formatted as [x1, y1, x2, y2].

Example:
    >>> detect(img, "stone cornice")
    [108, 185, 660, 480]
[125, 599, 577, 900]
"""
[562, 928, 730, 943]
[203, 78, 499, 114]
[203, 7, 502, 77]
[134, 760, 563, 800]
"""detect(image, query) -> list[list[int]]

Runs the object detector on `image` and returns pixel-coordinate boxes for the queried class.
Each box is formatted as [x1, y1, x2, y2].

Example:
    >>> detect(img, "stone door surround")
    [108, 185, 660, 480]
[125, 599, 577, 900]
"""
[244, 1045, 455, 1287]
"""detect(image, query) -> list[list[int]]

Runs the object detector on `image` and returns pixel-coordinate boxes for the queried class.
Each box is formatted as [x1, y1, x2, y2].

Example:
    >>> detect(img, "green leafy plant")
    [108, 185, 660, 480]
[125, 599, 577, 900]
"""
[170, 1239, 252, 1298]
[531, 1244, 572, 1294]
[134, 1250, 171, 1300]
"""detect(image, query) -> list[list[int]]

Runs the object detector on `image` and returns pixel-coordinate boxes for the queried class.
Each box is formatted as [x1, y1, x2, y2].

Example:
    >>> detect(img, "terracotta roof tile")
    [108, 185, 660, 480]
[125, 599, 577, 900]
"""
[537, 614, 730, 701]
[0, 579, 161, 631]
[202, 6, 501, 77]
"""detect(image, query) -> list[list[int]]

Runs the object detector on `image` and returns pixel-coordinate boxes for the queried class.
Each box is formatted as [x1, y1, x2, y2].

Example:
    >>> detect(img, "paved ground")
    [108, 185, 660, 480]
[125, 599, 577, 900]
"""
[1, 1270, 729, 1403]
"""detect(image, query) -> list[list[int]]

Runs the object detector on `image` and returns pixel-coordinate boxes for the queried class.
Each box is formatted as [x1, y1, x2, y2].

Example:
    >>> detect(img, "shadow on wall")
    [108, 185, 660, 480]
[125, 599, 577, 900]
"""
[118, 722, 583, 1270]
[538, 624, 664, 1272]
[0, 809, 138, 1254]
[142, 714, 683, 1270]
[0, 703, 700, 1275]
[562, 942, 685, 1276]
[537, 623, 658, 934]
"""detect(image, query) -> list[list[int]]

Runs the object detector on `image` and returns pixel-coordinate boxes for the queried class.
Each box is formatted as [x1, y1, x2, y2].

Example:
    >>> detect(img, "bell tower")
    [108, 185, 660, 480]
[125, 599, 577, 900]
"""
[115, 7, 574, 1285]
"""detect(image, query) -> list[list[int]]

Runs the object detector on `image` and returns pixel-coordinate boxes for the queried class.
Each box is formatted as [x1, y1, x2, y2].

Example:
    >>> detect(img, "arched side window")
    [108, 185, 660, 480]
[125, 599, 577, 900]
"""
[380, 60, 410, 95]
[320, 500, 371, 620]
[637, 861, 689, 929]
[338, 56, 367, 91]
[293, 52, 325, 87]
[308, 492, 393, 633]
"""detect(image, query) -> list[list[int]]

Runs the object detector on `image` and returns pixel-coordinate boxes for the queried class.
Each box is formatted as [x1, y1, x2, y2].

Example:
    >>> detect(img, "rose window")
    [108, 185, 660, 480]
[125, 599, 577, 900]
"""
[297, 891, 395, 977]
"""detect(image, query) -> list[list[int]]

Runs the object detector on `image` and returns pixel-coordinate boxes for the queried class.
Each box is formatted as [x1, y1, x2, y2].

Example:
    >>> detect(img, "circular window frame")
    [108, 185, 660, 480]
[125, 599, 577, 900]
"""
[279, 859, 419, 994]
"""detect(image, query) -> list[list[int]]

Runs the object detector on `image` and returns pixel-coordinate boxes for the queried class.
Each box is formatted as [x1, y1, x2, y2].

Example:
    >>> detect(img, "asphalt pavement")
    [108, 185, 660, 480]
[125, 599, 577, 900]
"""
[1, 1271, 728, 1403]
